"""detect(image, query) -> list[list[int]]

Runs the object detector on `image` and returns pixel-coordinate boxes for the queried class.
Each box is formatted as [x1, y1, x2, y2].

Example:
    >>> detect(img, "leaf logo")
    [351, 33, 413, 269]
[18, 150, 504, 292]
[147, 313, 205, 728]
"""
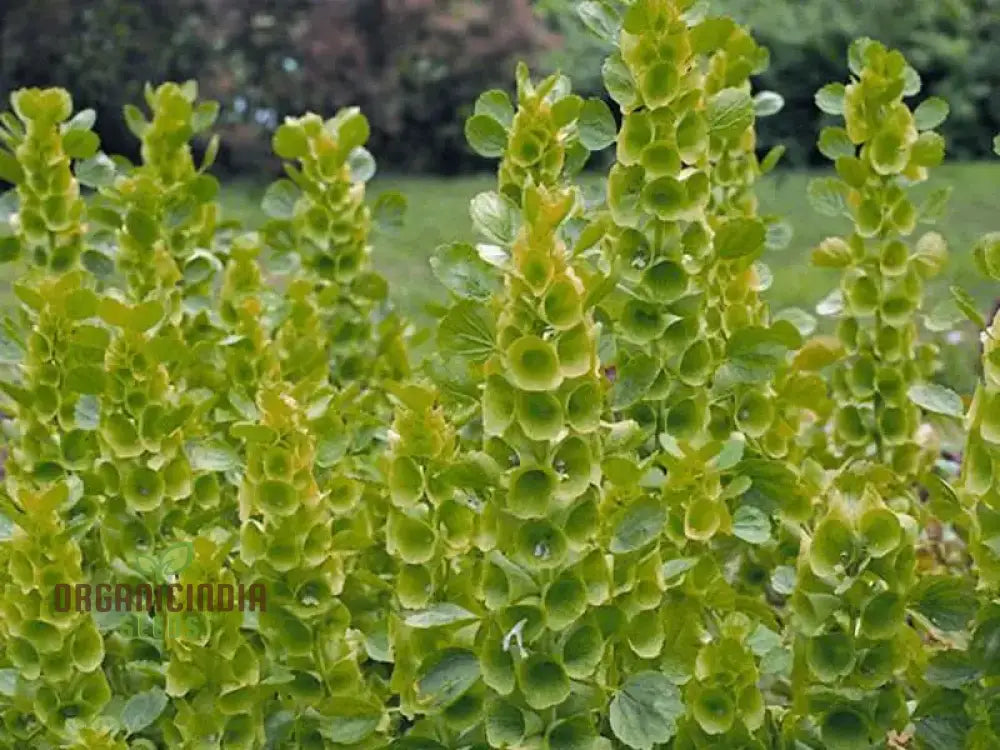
[135, 542, 194, 583]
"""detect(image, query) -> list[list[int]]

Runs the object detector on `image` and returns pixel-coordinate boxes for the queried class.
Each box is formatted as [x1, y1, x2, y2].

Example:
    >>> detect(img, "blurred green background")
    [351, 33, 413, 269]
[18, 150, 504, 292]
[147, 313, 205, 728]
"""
[2, 0, 999, 391]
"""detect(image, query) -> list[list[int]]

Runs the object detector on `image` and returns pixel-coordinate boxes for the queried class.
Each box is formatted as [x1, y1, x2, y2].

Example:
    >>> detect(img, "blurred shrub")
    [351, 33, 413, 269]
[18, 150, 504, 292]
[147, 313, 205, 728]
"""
[1, 0, 550, 175]
[221, 0, 550, 174]
[724, 0, 1000, 165]
[0, 0, 212, 165]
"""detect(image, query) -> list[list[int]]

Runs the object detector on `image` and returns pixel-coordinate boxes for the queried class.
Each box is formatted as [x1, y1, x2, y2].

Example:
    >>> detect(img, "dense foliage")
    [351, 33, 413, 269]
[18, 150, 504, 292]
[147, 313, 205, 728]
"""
[1, 0, 999, 748]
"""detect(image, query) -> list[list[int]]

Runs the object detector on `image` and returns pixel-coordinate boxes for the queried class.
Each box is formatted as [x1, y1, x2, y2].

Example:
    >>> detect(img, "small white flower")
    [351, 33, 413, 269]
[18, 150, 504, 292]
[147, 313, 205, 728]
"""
[502, 618, 529, 658]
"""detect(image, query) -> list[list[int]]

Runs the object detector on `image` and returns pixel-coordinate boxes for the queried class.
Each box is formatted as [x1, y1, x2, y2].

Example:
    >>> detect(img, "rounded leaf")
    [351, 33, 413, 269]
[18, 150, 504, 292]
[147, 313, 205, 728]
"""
[466, 114, 508, 158]
[609, 672, 683, 750]
[518, 655, 570, 710]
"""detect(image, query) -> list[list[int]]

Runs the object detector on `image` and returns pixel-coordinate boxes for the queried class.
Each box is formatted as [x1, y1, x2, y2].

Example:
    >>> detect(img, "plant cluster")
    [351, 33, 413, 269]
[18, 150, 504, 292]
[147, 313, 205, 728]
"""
[0, 0, 999, 748]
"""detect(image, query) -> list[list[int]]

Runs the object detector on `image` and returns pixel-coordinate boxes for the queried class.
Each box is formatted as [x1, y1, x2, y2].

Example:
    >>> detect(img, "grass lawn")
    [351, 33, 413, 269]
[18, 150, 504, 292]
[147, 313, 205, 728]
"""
[223, 162, 1000, 316]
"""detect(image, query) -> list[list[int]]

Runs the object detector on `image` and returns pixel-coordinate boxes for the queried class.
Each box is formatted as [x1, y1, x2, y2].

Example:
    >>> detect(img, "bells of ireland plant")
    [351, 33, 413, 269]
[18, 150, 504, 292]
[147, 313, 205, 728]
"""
[430, 64, 614, 438]
[807, 39, 952, 485]
[961, 230, 1000, 587]
[788, 485, 922, 747]
[233, 384, 390, 746]
[263, 109, 410, 391]
[0, 89, 113, 746]
[585, 5, 812, 745]
[392, 64, 615, 747]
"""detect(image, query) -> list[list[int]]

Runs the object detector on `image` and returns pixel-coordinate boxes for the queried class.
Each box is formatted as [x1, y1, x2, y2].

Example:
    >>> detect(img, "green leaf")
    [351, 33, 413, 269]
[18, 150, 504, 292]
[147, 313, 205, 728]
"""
[993, 134, 1000, 157]
[318, 700, 382, 745]
[918, 186, 952, 225]
[129, 300, 164, 332]
[747, 625, 782, 658]
[610, 353, 658, 409]
[807, 177, 848, 217]
[417, 649, 480, 710]
[771, 566, 796, 595]
[0, 668, 17, 696]
[74, 395, 100, 430]
[576, 1, 622, 44]
[465, 115, 508, 158]
[262, 179, 298, 220]
[609, 672, 684, 750]
[910, 576, 977, 631]
[907, 383, 964, 418]
[760, 144, 785, 174]
[578, 99, 617, 151]
[847, 37, 876, 75]
[273, 123, 308, 160]
[470, 191, 520, 245]
[690, 17, 735, 53]
[715, 217, 766, 260]
[191, 101, 219, 133]
[65, 288, 98, 320]
[97, 295, 130, 327]
[438, 300, 495, 362]
[477, 243, 510, 269]
[815, 83, 846, 115]
[332, 107, 370, 152]
[725, 326, 795, 382]
[430, 242, 500, 301]
[373, 191, 407, 233]
[66, 365, 105, 395]
[925, 651, 981, 689]
[552, 95, 584, 129]
[753, 91, 784, 118]
[737, 458, 802, 516]
[611, 499, 665, 554]
[474, 90, 515, 128]
[818, 127, 855, 160]
[913, 690, 971, 750]
[0, 151, 23, 185]
[64, 108, 96, 132]
[949, 285, 985, 328]
[126, 209, 158, 245]
[661, 557, 698, 581]
[713, 435, 745, 471]
[774, 307, 817, 336]
[63, 129, 100, 160]
[122, 687, 168, 734]
[201, 134, 220, 172]
[914, 97, 950, 131]
[732, 505, 771, 545]
[159, 542, 193, 576]
[924, 299, 964, 333]
[187, 439, 239, 472]
[348, 146, 376, 183]
[707, 88, 754, 140]
[123, 104, 149, 138]
[404, 604, 478, 629]
[602, 54, 638, 110]
[75, 153, 117, 188]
